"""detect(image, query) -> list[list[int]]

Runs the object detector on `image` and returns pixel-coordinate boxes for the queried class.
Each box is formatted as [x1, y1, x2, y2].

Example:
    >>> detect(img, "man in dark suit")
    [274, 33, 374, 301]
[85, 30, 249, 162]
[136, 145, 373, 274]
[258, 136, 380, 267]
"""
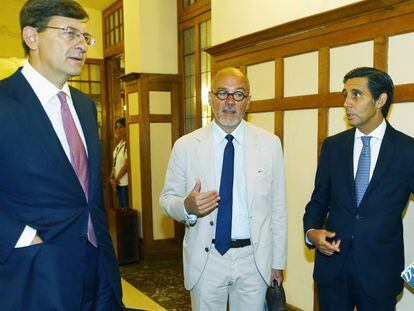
[303, 67, 414, 310]
[0, 0, 123, 310]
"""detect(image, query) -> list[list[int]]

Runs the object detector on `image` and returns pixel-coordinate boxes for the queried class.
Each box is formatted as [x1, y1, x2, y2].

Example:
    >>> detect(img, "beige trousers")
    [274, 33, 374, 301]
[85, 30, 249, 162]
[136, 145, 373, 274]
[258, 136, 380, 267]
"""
[190, 244, 267, 311]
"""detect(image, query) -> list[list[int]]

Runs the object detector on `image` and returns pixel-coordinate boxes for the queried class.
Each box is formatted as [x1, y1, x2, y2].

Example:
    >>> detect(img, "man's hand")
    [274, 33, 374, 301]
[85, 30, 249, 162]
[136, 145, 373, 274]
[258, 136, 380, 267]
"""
[271, 269, 284, 287]
[30, 234, 43, 246]
[184, 179, 219, 217]
[109, 177, 118, 186]
[308, 229, 341, 256]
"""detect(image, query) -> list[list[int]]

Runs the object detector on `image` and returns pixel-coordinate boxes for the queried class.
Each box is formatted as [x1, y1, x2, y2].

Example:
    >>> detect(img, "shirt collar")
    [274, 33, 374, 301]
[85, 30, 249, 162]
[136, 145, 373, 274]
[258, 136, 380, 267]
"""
[212, 119, 245, 146]
[354, 118, 386, 141]
[21, 60, 71, 104]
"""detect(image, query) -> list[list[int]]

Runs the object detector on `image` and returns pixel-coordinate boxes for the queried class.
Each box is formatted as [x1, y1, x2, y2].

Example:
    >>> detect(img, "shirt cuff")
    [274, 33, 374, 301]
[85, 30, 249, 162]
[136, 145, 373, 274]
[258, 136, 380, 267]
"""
[183, 205, 197, 225]
[15, 225, 37, 248]
[306, 229, 314, 246]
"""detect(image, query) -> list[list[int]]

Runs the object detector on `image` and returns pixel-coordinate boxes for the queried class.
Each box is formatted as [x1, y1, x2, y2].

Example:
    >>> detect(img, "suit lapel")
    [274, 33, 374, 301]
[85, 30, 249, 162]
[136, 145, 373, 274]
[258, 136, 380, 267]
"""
[7, 71, 85, 199]
[193, 125, 217, 222]
[194, 124, 215, 192]
[244, 123, 259, 210]
[343, 128, 357, 210]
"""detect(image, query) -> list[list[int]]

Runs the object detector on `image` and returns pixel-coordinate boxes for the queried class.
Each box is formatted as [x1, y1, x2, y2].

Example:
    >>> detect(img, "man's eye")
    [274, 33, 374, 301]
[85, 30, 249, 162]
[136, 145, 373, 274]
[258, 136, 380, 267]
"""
[66, 31, 76, 38]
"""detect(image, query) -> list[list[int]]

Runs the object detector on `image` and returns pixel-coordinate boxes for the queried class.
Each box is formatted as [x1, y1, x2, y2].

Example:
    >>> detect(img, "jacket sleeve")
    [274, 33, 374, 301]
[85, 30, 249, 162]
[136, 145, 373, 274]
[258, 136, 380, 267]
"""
[0, 209, 26, 264]
[159, 138, 193, 225]
[303, 139, 331, 242]
[271, 136, 287, 270]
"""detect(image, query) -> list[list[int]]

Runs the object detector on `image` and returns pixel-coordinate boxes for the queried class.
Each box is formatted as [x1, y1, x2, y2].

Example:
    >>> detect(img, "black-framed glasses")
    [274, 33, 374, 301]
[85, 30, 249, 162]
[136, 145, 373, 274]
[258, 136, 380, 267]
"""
[213, 90, 248, 101]
[45, 26, 96, 47]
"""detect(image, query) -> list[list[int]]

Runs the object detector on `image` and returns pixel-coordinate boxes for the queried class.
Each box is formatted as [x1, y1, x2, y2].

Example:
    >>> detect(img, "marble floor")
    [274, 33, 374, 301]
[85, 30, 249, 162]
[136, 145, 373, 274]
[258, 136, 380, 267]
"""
[120, 257, 191, 311]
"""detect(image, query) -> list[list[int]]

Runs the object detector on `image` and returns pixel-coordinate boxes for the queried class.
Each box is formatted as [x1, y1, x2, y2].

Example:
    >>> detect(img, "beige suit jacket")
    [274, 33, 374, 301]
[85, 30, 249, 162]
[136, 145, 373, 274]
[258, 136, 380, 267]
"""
[160, 120, 287, 290]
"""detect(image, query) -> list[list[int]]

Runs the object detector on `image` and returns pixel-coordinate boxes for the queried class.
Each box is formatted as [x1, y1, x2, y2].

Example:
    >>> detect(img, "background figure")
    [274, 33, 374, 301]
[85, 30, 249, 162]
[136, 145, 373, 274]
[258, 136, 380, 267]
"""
[303, 67, 414, 310]
[160, 67, 287, 310]
[0, 0, 123, 309]
[110, 117, 129, 208]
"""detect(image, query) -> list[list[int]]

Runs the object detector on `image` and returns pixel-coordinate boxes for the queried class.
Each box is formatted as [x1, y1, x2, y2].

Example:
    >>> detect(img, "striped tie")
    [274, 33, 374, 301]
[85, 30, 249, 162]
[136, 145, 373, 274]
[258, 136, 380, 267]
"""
[355, 136, 372, 207]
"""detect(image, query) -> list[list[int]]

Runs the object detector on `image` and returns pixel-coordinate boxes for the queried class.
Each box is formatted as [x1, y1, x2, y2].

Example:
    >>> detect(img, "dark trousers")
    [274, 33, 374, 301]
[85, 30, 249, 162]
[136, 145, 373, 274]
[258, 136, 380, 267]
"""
[81, 241, 121, 311]
[317, 251, 396, 311]
[117, 185, 129, 208]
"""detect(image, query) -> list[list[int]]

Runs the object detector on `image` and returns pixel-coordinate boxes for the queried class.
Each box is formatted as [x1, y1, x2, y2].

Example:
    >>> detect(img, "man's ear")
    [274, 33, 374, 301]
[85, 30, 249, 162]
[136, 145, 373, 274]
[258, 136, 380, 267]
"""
[22, 26, 39, 52]
[375, 93, 387, 110]
[245, 94, 251, 111]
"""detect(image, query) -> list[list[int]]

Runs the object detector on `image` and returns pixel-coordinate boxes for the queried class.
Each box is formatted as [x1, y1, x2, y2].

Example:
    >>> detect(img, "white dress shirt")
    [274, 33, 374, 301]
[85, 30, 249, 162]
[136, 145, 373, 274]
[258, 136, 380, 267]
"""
[353, 118, 386, 180]
[15, 61, 88, 248]
[211, 120, 250, 240]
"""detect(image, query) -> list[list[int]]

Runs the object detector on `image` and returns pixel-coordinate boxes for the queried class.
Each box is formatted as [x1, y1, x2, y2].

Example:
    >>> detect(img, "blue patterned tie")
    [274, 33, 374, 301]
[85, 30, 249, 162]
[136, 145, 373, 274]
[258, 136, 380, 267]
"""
[215, 135, 234, 255]
[355, 136, 372, 207]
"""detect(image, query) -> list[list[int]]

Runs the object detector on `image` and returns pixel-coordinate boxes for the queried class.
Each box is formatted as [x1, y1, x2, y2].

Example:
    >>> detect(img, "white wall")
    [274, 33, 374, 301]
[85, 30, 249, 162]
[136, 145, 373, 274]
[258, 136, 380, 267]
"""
[211, 0, 362, 45]
[124, 0, 178, 74]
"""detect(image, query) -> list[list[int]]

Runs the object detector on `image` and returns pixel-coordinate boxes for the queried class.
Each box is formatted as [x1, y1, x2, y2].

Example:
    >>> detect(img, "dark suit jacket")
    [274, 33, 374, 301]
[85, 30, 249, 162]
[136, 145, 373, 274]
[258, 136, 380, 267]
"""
[303, 123, 414, 299]
[0, 69, 122, 310]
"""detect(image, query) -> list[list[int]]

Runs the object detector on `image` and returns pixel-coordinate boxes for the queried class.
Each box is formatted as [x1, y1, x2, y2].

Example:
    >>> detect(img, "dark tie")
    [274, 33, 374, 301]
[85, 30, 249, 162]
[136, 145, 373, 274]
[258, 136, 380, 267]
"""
[355, 136, 372, 207]
[215, 134, 234, 255]
[58, 91, 97, 247]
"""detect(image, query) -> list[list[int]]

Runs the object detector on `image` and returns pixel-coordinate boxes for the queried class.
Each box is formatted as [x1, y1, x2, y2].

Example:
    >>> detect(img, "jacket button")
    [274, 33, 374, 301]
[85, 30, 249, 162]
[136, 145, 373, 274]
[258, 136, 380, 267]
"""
[210, 221, 214, 226]
[205, 247, 209, 252]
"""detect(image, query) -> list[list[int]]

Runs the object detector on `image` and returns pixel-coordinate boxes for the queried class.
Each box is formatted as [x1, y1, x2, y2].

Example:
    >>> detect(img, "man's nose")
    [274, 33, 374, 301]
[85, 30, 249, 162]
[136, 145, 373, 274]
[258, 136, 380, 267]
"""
[343, 96, 351, 108]
[75, 35, 88, 52]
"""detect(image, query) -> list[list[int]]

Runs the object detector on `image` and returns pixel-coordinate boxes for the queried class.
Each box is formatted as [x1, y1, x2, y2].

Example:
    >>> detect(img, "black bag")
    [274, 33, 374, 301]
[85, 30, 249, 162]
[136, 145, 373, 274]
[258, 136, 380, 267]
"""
[265, 281, 287, 311]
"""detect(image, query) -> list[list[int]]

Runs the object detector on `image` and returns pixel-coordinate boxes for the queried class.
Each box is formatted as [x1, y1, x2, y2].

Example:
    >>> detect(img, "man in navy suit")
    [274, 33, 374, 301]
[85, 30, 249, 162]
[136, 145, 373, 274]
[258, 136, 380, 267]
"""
[303, 67, 414, 310]
[0, 0, 123, 310]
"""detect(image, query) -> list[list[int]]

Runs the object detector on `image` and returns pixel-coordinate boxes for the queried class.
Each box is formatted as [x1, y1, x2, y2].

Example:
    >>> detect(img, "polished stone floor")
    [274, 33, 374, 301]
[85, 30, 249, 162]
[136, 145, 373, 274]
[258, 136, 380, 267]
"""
[120, 257, 191, 311]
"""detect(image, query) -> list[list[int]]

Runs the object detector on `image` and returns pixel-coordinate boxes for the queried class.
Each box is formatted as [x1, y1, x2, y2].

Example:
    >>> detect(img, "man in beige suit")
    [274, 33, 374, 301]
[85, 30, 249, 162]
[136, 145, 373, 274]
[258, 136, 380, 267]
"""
[160, 67, 287, 310]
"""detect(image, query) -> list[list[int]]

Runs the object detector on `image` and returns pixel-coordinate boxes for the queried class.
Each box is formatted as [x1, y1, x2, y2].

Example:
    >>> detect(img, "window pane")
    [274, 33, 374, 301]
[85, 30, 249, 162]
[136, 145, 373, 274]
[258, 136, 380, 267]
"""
[115, 10, 119, 27]
[111, 30, 115, 46]
[115, 28, 119, 43]
[91, 82, 101, 95]
[183, 27, 194, 54]
[69, 80, 80, 89]
[80, 82, 89, 94]
[199, 21, 211, 125]
[110, 14, 114, 30]
[80, 64, 89, 80]
[90, 64, 100, 81]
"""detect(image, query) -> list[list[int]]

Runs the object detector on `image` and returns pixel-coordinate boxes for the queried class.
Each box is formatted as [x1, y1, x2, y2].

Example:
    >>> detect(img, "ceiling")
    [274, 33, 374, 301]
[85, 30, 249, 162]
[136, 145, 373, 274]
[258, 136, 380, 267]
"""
[77, 0, 118, 11]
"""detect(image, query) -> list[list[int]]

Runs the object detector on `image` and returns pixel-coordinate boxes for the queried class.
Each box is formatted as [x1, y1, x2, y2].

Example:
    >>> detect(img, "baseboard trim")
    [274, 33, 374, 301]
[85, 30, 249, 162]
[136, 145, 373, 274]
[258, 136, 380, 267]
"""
[287, 303, 305, 311]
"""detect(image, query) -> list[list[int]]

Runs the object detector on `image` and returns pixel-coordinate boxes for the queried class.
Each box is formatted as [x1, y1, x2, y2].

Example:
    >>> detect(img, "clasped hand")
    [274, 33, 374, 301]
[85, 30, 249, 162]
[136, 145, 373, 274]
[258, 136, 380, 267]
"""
[308, 229, 341, 256]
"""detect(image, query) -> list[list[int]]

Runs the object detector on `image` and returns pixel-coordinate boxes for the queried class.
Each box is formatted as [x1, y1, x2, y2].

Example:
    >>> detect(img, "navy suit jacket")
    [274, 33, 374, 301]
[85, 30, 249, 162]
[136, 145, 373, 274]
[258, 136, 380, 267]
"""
[303, 123, 414, 298]
[0, 69, 122, 310]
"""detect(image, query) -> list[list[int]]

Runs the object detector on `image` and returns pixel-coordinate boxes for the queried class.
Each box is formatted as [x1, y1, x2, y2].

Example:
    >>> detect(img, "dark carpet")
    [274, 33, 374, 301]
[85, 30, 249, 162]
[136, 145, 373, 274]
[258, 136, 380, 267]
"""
[120, 257, 191, 311]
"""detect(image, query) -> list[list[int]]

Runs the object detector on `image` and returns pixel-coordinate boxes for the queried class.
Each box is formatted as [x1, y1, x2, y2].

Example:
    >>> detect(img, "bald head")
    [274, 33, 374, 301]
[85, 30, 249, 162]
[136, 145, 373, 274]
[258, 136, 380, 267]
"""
[209, 67, 251, 133]
[212, 67, 250, 94]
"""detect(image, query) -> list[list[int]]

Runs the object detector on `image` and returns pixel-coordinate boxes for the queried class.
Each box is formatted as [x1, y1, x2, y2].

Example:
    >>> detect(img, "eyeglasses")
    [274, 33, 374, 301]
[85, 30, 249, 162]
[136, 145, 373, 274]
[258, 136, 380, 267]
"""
[45, 26, 96, 47]
[213, 90, 248, 101]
